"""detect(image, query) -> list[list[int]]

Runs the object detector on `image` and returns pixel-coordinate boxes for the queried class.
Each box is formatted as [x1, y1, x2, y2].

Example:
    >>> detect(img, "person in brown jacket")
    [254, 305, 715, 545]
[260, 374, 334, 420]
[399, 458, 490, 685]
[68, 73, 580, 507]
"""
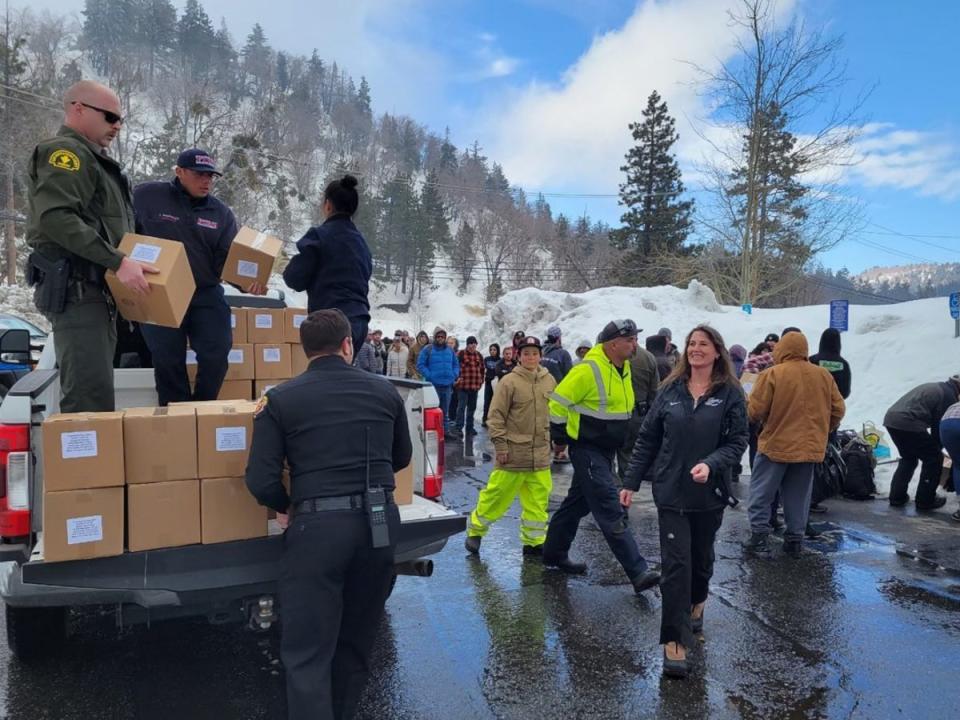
[465, 336, 556, 556]
[407, 330, 429, 379]
[742, 331, 845, 557]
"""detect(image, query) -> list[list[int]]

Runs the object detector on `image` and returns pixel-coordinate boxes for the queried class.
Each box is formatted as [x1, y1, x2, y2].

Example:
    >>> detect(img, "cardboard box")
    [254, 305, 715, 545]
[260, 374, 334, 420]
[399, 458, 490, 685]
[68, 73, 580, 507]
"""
[186, 348, 198, 382]
[127, 480, 201, 551]
[170, 399, 250, 409]
[196, 403, 255, 478]
[42, 487, 124, 562]
[254, 344, 292, 379]
[225, 343, 255, 381]
[740, 371, 760, 396]
[290, 343, 309, 375]
[42, 412, 125, 491]
[231, 308, 248, 344]
[394, 463, 413, 506]
[221, 226, 283, 290]
[284, 308, 308, 344]
[105, 233, 196, 328]
[218, 380, 254, 401]
[255, 379, 289, 397]
[200, 477, 268, 544]
[246, 309, 285, 344]
[124, 406, 198, 483]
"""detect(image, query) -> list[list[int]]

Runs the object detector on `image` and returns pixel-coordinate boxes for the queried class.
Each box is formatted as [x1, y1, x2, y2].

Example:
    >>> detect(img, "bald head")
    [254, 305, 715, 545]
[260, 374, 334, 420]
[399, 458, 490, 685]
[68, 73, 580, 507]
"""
[63, 81, 123, 149]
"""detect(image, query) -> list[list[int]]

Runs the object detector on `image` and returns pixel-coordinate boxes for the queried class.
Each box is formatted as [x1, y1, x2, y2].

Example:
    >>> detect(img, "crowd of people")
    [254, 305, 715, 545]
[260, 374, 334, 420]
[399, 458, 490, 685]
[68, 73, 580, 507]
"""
[393, 316, 958, 680]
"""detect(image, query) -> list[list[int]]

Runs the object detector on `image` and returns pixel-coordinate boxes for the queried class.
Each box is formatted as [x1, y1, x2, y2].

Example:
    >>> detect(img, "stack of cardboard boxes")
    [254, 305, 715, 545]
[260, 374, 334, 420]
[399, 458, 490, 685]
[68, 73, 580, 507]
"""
[41, 402, 268, 563]
[190, 307, 309, 401]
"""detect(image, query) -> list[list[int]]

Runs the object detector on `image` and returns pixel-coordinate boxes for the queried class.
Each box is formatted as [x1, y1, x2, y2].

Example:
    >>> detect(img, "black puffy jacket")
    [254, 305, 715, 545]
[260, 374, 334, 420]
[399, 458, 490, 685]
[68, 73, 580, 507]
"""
[624, 379, 748, 512]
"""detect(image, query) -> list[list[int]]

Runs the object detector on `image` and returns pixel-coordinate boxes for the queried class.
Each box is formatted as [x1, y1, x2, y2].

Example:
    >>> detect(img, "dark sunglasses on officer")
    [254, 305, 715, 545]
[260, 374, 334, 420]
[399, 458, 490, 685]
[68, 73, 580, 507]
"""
[72, 101, 124, 126]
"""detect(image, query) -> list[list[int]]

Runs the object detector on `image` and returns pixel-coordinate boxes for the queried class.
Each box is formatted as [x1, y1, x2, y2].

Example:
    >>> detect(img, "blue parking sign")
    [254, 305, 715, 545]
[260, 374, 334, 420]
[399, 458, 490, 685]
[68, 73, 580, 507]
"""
[951, 292, 959, 319]
[830, 300, 849, 332]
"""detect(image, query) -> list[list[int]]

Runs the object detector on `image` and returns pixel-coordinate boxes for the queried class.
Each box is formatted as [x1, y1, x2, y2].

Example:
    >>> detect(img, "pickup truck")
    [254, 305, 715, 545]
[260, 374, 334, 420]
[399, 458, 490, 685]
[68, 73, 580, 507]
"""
[0, 297, 463, 661]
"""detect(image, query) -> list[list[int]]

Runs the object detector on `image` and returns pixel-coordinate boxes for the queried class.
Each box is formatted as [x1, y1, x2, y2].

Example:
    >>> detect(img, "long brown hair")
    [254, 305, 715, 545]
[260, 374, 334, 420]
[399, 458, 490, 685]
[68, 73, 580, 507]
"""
[661, 324, 737, 391]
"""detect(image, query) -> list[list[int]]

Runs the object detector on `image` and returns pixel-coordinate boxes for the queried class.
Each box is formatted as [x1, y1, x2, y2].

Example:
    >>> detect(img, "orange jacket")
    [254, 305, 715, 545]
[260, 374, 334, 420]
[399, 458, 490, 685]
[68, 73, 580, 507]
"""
[748, 332, 845, 463]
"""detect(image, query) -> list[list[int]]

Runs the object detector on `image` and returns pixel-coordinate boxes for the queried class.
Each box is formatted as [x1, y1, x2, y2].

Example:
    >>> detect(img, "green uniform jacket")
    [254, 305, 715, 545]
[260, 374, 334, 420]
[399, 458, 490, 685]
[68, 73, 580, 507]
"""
[26, 126, 133, 276]
[549, 344, 634, 452]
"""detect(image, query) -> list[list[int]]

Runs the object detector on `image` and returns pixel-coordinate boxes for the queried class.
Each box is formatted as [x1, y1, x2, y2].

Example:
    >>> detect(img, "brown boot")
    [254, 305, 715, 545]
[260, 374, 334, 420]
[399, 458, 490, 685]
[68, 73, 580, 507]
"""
[662, 642, 688, 678]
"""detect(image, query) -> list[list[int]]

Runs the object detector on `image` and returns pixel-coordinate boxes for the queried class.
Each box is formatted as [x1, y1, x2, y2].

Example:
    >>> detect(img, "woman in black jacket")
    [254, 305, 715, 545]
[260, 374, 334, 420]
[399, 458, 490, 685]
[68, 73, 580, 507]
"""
[481, 343, 501, 427]
[621, 325, 748, 679]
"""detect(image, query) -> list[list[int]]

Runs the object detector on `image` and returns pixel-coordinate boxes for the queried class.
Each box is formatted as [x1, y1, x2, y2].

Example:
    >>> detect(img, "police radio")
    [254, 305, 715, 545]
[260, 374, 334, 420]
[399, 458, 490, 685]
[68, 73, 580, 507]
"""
[364, 427, 391, 548]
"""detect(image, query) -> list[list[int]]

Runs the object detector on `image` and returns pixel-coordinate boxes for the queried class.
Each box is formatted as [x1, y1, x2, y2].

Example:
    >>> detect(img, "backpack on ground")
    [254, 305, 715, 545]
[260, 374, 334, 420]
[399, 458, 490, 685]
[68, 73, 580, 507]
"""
[838, 432, 877, 500]
[812, 441, 845, 504]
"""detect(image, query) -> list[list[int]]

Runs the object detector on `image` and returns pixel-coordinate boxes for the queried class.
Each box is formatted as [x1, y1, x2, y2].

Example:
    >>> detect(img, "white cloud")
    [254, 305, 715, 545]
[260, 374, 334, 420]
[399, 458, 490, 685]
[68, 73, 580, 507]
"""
[477, 0, 780, 193]
[846, 124, 960, 201]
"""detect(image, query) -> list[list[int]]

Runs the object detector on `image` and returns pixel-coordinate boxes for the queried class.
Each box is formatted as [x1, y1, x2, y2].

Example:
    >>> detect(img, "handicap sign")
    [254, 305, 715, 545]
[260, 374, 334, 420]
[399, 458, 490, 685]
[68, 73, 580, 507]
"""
[741, 303, 752, 316]
[951, 292, 959, 320]
[829, 300, 849, 332]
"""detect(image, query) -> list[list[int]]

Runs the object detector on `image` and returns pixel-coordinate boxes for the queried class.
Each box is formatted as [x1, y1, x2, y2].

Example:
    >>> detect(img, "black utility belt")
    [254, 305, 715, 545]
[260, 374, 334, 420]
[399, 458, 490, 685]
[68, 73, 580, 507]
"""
[293, 491, 393, 515]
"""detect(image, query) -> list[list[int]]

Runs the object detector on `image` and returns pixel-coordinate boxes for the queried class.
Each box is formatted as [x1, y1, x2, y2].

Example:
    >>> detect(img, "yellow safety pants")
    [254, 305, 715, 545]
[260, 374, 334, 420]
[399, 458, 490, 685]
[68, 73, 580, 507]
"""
[467, 468, 552, 547]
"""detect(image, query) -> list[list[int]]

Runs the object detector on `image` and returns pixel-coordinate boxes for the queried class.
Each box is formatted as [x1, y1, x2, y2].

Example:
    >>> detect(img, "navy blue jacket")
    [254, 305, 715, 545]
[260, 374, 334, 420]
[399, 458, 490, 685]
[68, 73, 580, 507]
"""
[133, 179, 238, 289]
[282, 214, 372, 319]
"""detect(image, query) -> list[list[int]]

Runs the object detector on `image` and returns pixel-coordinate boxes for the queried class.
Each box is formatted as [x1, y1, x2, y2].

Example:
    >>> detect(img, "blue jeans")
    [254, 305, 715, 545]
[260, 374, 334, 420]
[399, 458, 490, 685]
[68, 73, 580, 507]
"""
[455, 389, 479, 431]
[747, 454, 814, 541]
[542, 444, 650, 581]
[940, 417, 960, 497]
[434, 385, 453, 426]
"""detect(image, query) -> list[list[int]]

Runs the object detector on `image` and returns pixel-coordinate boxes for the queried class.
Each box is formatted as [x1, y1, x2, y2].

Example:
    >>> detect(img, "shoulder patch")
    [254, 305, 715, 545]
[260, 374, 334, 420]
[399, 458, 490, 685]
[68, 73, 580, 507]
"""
[48, 149, 81, 172]
[254, 394, 269, 417]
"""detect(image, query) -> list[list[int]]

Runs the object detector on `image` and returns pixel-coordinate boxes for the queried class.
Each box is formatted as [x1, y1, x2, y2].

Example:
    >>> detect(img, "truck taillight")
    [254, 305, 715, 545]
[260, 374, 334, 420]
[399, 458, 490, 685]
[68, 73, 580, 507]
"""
[0, 424, 31, 537]
[422, 408, 445, 499]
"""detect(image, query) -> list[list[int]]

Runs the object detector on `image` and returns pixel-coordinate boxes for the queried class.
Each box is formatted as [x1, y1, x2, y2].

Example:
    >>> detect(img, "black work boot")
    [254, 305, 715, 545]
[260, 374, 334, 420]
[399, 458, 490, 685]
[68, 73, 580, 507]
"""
[742, 532, 770, 554]
[543, 554, 588, 574]
[916, 496, 947, 511]
[783, 539, 802, 558]
[631, 570, 661, 595]
[522, 544, 543, 558]
[464, 535, 481, 554]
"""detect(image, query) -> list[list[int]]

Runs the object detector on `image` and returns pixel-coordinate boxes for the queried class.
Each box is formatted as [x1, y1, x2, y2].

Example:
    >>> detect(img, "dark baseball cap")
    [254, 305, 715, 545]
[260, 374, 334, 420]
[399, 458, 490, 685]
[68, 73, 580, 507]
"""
[597, 319, 640, 344]
[177, 148, 221, 176]
[517, 336, 542, 352]
[764, 333, 780, 343]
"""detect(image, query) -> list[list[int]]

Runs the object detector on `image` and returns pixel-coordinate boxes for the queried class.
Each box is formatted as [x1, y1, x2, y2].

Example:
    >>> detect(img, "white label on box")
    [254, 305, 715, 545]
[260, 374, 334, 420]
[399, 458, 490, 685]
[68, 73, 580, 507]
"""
[231, 314, 237, 329]
[292, 314, 307, 329]
[255, 314, 273, 329]
[186, 349, 198, 365]
[228, 349, 244, 364]
[263, 347, 281, 363]
[66, 515, 103, 545]
[237, 260, 259, 278]
[130, 242, 162, 264]
[215, 426, 247, 452]
[61, 431, 97, 459]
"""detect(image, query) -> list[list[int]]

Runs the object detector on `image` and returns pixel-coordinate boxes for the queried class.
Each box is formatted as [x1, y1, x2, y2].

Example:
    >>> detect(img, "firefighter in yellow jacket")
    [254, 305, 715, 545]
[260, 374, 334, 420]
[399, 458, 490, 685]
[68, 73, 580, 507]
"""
[466, 336, 556, 556]
[542, 319, 660, 595]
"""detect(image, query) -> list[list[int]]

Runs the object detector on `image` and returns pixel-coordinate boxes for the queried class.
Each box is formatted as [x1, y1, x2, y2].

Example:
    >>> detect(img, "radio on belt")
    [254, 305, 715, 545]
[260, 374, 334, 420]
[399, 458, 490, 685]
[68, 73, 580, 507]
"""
[364, 427, 390, 548]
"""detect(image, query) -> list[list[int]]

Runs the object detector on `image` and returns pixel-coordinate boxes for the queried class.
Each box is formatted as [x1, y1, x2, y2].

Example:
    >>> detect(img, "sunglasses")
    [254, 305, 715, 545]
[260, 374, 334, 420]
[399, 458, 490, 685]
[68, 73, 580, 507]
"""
[73, 101, 124, 125]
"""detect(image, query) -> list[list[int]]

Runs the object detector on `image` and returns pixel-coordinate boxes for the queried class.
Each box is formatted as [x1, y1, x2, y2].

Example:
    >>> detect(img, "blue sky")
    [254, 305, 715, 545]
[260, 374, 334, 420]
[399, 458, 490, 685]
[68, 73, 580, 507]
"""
[33, 0, 960, 274]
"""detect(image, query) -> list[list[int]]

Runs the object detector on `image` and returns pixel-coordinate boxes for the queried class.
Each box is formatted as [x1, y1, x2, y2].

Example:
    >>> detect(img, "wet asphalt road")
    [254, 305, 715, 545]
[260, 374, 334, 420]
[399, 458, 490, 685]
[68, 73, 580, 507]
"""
[1, 434, 959, 720]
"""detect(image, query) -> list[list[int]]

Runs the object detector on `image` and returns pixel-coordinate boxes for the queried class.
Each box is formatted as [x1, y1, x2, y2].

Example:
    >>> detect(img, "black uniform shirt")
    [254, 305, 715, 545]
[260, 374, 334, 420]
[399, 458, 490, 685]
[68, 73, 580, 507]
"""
[133, 179, 238, 289]
[245, 355, 413, 513]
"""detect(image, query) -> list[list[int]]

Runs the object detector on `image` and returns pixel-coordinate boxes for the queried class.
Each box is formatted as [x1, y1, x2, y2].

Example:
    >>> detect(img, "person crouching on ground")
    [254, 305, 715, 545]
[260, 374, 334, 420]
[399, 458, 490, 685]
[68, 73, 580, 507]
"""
[621, 325, 748, 679]
[466, 336, 556, 556]
[742, 331, 845, 558]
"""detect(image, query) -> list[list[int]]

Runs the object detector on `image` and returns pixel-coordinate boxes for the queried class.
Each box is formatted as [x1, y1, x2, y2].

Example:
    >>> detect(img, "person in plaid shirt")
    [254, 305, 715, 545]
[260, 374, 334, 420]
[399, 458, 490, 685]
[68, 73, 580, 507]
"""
[453, 336, 485, 438]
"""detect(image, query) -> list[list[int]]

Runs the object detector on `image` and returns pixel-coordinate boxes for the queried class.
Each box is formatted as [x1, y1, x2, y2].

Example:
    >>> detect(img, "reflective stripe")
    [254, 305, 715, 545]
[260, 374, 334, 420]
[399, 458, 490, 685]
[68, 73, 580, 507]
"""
[471, 513, 493, 528]
[522, 528, 547, 538]
[549, 392, 575, 408]
[572, 404, 631, 421]
[584, 360, 608, 412]
[521, 519, 548, 529]
[550, 414, 566, 424]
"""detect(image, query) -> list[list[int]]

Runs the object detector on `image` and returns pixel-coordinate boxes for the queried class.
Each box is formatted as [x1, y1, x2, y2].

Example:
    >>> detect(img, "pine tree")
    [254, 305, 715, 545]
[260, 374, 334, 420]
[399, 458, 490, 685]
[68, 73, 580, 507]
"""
[355, 76, 372, 119]
[614, 90, 694, 286]
[451, 222, 477, 293]
[137, 0, 177, 82]
[415, 170, 451, 298]
[177, 0, 215, 79]
[728, 100, 809, 301]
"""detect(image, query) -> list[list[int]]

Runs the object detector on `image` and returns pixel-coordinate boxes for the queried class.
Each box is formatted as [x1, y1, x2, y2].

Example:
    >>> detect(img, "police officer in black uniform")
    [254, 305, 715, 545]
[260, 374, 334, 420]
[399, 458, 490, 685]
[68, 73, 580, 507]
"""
[245, 308, 412, 720]
[133, 149, 264, 405]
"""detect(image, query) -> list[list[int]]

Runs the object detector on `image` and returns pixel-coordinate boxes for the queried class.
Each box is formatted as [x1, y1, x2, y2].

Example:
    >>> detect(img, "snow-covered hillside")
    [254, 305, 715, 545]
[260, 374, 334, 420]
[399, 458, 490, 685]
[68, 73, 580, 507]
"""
[359, 279, 957, 440]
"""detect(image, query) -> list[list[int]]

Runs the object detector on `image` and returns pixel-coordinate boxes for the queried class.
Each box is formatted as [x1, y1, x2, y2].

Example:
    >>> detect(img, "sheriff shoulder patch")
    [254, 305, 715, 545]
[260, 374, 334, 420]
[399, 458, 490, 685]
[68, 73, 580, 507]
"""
[254, 394, 269, 417]
[48, 149, 81, 172]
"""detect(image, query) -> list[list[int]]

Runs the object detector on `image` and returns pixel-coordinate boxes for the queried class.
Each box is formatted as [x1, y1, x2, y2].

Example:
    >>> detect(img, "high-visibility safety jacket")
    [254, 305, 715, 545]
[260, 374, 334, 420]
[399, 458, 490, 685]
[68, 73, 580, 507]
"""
[549, 344, 634, 452]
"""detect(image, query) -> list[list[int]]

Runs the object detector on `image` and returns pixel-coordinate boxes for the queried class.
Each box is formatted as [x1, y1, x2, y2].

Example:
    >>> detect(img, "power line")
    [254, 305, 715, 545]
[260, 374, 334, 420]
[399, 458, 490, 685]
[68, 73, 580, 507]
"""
[0, 83, 61, 108]
[865, 222, 960, 257]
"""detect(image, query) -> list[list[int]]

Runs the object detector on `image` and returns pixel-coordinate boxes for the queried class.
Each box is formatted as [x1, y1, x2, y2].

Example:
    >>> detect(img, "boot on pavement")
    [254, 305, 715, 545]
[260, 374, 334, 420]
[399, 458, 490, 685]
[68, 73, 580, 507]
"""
[742, 532, 770, 554]
[543, 553, 587, 574]
[465, 535, 481, 554]
[662, 642, 689, 679]
[631, 570, 661, 595]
